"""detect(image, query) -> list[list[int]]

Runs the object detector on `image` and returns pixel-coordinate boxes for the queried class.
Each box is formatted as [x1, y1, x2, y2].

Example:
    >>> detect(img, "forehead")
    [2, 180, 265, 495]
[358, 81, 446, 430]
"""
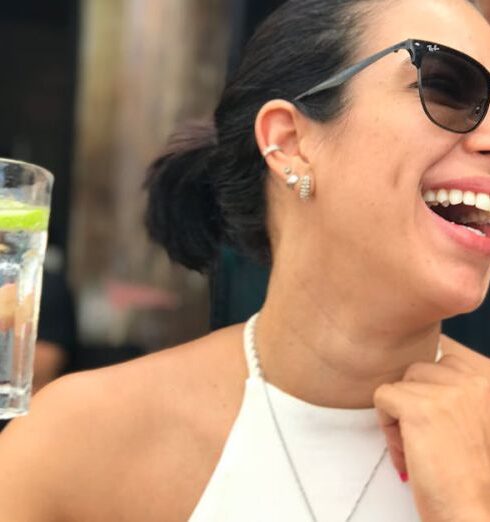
[363, 0, 490, 68]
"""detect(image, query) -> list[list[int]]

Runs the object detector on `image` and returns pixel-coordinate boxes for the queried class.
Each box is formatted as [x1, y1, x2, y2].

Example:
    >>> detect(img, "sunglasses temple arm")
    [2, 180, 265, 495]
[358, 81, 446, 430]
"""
[294, 40, 411, 101]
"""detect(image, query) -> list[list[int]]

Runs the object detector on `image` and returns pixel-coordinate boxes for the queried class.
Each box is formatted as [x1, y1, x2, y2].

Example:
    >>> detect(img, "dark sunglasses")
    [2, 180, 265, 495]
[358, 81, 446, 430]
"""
[294, 39, 490, 134]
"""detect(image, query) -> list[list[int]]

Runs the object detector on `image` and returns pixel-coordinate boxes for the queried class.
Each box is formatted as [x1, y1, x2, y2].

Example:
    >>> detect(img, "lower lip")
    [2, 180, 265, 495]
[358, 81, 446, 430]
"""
[423, 201, 490, 256]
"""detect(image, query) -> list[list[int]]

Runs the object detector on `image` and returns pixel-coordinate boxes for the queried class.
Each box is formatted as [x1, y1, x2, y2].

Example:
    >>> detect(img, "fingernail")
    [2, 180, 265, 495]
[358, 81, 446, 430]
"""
[399, 472, 409, 483]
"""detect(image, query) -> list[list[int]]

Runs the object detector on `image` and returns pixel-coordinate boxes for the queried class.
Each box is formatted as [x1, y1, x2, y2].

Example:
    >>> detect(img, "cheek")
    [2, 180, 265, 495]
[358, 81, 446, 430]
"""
[313, 128, 458, 273]
[315, 126, 408, 230]
[313, 86, 461, 243]
[350, 76, 458, 164]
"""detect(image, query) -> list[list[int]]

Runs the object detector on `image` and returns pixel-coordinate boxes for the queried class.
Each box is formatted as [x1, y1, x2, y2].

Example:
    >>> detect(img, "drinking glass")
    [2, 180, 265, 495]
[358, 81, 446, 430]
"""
[0, 159, 52, 418]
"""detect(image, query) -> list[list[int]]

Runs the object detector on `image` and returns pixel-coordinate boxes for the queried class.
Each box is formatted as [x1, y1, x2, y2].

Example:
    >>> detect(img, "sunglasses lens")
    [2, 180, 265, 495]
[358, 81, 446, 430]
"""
[420, 51, 488, 132]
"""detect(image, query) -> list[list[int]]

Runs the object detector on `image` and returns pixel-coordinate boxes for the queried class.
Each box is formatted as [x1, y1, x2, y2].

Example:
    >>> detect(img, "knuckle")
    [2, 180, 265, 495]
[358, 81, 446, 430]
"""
[403, 360, 437, 382]
[403, 364, 419, 381]
[374, 383, 392, 401]
[410, 399, 434, 424]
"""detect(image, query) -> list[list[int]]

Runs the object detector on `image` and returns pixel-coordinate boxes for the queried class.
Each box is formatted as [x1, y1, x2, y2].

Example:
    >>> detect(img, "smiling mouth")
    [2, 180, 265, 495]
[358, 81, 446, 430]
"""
[423, 189, 490, 238]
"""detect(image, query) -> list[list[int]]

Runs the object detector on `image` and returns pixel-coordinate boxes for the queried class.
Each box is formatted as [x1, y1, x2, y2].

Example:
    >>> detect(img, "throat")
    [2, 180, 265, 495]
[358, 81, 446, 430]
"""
[253, 312, 442, 410]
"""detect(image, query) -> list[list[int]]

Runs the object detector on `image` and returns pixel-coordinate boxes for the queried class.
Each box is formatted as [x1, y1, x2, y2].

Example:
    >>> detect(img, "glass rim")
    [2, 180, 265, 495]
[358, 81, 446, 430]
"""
[0, 157, 54, 184]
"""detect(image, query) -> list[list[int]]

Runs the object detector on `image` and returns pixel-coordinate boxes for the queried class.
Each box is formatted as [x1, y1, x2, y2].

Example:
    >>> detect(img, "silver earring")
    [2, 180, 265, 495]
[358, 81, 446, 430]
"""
[299, 176, 312, 200]
[262, 144, 282, 158]
[284, 167, 300, 189]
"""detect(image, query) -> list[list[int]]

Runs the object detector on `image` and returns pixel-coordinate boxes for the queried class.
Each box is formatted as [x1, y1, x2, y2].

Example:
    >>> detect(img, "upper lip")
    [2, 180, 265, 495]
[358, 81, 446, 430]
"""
[421, 177, 490, 195]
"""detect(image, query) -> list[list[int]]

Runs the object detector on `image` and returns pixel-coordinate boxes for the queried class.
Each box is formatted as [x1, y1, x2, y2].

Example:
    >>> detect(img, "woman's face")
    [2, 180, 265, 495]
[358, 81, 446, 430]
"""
[305, 0, 490, 322]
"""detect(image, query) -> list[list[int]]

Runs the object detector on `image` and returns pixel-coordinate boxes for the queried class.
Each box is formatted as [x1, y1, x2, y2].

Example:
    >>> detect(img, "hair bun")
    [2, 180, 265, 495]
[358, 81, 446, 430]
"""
[144, 121, 223, 273]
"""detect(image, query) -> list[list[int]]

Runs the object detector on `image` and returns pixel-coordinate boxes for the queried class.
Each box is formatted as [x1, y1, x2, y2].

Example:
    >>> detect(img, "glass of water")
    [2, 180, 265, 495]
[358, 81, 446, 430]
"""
[0, 159, 52, 419]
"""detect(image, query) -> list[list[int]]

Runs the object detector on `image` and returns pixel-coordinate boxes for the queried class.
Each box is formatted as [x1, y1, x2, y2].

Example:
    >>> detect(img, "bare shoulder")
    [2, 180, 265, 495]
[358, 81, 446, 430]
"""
[0, 322, 247, 522]
[441, 334, 490, 375]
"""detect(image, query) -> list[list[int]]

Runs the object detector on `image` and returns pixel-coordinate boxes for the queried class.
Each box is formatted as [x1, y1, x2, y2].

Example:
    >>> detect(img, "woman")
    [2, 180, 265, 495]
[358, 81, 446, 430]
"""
[1, 0, 490, 520]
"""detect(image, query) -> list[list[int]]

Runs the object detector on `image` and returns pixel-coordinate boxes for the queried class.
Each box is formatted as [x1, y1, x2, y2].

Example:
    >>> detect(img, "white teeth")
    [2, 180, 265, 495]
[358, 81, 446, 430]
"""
[463, 191, 477, 206]
[461, 225, 486, 237]
[475, 193, 490, 212]
[423, 187, 490, 220]
[449, 189, 464, 205]
[436, 189, 449, 205]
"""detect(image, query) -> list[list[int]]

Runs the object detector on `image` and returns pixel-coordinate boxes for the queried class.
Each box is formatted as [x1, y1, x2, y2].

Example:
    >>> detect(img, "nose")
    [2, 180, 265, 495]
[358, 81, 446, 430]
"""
[462, 108, 490, 156]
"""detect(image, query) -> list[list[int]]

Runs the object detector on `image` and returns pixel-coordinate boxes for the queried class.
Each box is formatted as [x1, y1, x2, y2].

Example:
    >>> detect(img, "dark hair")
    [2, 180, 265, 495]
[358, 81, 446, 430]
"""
[145, 0, 383, 273]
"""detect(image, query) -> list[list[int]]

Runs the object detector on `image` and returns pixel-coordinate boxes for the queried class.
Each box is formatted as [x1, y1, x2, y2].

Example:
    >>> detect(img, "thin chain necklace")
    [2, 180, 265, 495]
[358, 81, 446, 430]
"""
[245, 313, 440, 522]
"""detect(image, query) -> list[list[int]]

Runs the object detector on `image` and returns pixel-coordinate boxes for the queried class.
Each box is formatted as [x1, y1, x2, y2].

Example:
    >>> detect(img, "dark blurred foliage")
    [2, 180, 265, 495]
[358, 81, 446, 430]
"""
[0, 0, 79, 252]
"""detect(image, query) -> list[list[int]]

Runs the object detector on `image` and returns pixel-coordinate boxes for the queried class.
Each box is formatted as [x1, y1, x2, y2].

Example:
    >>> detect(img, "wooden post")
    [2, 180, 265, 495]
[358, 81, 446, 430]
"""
[70, 0, 229, 349]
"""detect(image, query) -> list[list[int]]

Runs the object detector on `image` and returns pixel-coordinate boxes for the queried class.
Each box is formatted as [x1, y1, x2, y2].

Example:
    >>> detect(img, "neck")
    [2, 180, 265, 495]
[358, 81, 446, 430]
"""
[255, 268, 441, 409]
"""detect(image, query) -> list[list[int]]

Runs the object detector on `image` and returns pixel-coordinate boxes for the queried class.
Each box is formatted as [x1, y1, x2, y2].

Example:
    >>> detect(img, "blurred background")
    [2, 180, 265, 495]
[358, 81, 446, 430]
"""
[0, 0, 489, 395]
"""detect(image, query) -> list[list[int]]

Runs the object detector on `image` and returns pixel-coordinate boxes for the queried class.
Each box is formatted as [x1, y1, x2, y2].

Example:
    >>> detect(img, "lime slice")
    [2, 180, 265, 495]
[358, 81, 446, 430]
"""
[0, 200, 49, 231]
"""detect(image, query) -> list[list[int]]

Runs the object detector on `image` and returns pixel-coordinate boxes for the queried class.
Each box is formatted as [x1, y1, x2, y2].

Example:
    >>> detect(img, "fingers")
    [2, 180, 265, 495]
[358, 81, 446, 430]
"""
[0, 283, 17, 332]
[404, 359, 471, 386]
[374, 352, 482, 480]
[374, 382, 420, 476]
[374, 381, 430, 424]
[375, 353, 476, 426]
[376, 413, 406, 476]
[438, 353, 477, 373]
[374, 381, 447, 477]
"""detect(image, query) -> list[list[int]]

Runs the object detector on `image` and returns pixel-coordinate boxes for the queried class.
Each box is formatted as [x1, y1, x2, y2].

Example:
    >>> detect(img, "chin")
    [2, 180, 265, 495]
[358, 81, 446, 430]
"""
[428, 269, 490, 319]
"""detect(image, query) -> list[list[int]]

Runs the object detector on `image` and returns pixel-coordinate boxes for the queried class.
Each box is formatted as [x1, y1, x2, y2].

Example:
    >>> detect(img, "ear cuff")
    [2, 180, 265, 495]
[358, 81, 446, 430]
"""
[262, 144, 282, 157]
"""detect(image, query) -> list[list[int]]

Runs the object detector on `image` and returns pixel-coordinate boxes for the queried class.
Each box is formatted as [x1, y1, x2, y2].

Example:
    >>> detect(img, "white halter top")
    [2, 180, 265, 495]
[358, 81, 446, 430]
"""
[189, 317, 443, 521]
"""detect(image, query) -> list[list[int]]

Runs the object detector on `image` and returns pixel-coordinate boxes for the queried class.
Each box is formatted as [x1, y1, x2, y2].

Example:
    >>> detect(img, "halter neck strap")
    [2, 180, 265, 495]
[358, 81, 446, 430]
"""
[244, 313, 262, 378]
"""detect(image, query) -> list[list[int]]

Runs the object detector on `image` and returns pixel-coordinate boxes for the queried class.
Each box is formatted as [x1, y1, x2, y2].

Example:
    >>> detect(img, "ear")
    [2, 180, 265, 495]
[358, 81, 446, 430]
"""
[255, 100, 312, 185]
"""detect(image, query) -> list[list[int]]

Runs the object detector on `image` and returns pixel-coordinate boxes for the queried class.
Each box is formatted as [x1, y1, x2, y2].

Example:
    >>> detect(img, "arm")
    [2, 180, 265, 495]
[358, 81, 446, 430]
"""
[0, 386, 65, 521]
[0, 373, 98, 522]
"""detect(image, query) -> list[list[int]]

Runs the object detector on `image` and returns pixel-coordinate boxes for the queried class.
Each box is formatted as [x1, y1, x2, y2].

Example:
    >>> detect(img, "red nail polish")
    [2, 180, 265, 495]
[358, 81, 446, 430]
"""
[399, 472, 409, 483]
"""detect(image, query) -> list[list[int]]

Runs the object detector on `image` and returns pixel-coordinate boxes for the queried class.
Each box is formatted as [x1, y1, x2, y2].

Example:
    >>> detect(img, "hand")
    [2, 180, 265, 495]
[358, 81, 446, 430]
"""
[0, 283, 34, 333]
[374, 353, 490, 522]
